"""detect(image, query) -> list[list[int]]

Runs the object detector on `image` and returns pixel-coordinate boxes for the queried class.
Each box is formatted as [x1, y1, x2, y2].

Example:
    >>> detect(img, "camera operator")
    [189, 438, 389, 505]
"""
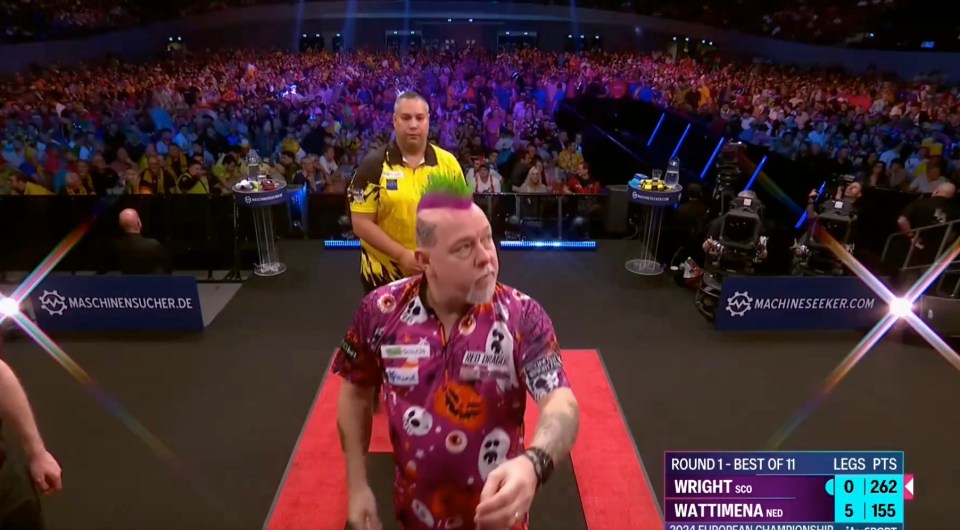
[711, 142, 746, 216]
[702, 190, 769, 270]
[793, 184, 861, 275]
[668, 183, 710, 286]
[804, 180, 863, 223]
[673, 182, 708, 231]
[694, 190, 768, 321]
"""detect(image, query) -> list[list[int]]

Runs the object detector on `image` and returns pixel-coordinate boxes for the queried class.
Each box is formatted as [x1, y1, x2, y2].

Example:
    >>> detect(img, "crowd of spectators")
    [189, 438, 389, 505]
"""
[0, 0, 935, 50]
[1, 44, 957, 202]
[0, 47, 602, 200]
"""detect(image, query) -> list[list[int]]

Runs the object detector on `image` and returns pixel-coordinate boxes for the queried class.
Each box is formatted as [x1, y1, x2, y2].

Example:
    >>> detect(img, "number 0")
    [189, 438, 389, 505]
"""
[844, 480, 854, 493]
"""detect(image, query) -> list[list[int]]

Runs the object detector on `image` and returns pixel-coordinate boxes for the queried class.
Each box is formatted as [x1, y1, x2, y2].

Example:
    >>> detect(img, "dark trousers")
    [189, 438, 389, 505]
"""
[0, 500, 43, 530]
[362, 277, 383, 412]
[0, 460, 44, 530]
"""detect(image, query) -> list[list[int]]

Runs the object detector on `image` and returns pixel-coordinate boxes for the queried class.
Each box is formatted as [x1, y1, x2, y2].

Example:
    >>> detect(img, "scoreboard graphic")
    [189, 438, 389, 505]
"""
[664, 451, 914, 530]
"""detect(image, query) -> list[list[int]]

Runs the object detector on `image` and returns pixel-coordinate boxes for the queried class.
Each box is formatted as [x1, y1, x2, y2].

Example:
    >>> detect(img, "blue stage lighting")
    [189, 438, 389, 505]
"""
[499, 241, 597, 250]
[670, 123, 691, 160]
[646, 113, 666, 147]
[324, 240, 361, 249]
[743, 156, 768, 191]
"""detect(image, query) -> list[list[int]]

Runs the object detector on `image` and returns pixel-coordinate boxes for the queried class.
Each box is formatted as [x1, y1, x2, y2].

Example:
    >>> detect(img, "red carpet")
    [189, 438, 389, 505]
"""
[265, 350, 661, 530]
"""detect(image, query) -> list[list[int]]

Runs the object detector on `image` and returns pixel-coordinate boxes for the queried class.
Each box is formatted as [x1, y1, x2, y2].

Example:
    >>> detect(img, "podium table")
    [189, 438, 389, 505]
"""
[625, 178, 682, 276]
[234, 181, 288, 276]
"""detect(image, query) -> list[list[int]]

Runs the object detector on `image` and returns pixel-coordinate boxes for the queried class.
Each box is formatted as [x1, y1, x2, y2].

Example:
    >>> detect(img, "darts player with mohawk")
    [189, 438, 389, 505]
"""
[332, 174, 580, 530]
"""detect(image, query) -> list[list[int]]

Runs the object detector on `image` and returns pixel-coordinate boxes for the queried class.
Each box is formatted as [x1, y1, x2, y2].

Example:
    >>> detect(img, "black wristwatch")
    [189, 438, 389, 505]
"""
[522, 447, 554, 489]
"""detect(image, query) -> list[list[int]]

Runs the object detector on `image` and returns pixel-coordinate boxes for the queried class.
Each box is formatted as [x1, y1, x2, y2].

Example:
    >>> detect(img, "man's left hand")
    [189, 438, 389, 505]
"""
[474, 455, 537, 529]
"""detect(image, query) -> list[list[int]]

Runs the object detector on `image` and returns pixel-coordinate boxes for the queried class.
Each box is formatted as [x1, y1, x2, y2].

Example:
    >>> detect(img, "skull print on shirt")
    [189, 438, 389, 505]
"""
[485, 322, 519, 391]
[403, 406, 433, 436]
[400, 297, 429, 326]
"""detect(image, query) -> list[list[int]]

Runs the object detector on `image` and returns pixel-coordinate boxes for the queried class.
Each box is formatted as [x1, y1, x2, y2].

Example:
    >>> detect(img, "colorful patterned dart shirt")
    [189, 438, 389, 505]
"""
[332, 276, 570, 530]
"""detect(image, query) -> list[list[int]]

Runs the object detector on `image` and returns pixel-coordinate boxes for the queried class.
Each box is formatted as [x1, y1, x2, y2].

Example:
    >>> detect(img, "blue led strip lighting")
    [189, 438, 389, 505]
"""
[795, 180, 827, 229]
[743, 155, 768, 191]
[670, 123, 692, 160]
[324, 240, 361, 248]
[700, 138, 726, 180]
[646, 113, 666, 147]
[499, 240, 597, 250]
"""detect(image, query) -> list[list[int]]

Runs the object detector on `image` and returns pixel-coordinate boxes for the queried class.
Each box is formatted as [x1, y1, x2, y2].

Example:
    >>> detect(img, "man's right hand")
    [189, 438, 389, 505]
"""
[398, 250, 423, 277]
[28, 449, 62, 495]
[348, 484, 382, 530]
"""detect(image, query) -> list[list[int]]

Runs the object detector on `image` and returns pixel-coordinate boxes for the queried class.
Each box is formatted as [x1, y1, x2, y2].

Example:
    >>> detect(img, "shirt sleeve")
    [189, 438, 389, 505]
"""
[331, 295, 381, 387]
[515, 298, 571, 402]
[437, 148, 466, 183]
[348, 148, 385, 214]
[450, 156, 466, 182]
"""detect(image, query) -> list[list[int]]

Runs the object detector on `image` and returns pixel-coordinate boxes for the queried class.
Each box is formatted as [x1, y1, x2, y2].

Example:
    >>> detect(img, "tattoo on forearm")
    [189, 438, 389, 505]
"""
[533, 406, 580, 463]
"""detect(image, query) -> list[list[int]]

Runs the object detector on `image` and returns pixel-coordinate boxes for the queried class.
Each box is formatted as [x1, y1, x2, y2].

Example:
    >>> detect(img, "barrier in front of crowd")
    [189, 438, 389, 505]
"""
[0, 191, 607, 275]
[27, 274, 204, 332]
[322, 192, 605, 250]
[0, 194, 241, 278]
[714, 275, 888, 331]
[882, 218, 960, 279]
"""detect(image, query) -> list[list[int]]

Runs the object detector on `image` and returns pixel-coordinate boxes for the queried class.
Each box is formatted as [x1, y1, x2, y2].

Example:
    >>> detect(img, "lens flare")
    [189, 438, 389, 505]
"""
[888, 298, 912, 318]
[0, 297, 19, 317]
[2, 195, 237, 523]
[702, 163, 958, 449]
[767, 225, 960, 449]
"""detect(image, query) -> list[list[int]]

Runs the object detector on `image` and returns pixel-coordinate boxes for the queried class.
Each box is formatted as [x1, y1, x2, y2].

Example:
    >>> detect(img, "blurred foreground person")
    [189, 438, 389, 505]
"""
[0, 339, 63, 529]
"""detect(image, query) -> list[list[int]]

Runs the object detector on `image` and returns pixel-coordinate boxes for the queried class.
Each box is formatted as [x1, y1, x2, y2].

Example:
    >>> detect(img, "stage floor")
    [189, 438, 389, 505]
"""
[2, 240, 957, 529]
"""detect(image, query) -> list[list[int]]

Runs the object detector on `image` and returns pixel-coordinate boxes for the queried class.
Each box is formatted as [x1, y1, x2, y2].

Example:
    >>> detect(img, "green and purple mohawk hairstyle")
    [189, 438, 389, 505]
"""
[417, 173, 473, 212]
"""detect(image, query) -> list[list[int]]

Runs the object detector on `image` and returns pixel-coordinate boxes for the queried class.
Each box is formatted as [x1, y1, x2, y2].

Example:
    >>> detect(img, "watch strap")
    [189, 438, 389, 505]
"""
[523, 447, 554, 488]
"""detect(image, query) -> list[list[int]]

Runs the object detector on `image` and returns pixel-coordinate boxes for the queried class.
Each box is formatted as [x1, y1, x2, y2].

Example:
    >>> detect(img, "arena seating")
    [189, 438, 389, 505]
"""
[0, 0, 930, 49]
